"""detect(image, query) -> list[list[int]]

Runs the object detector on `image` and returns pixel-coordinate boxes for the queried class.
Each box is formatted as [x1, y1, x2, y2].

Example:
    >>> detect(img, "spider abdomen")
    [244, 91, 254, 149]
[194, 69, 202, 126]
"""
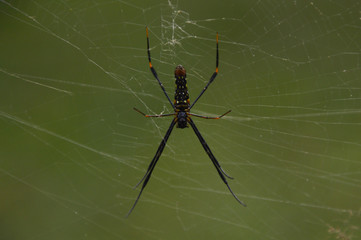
[174, 65, 190, 111]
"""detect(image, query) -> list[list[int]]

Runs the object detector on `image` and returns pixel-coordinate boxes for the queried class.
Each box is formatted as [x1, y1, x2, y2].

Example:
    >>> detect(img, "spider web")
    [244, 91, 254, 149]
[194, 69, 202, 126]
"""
[1, 0, 361, 239]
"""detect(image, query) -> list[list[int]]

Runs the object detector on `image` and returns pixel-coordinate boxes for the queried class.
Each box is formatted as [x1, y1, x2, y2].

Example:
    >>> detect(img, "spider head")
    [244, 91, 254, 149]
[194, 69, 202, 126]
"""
[175, 65, 186, 78]
[176, 111, 188, 128]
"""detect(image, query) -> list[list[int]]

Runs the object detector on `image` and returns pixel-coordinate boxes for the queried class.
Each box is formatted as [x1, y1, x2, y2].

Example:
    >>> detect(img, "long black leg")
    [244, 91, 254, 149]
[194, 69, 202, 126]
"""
[188, 118, 233, 179]
[190, 33, 219, 110]
[188, 118, 246, 207]
[146, 27, 175, 110]
[127, 118, 177, 217]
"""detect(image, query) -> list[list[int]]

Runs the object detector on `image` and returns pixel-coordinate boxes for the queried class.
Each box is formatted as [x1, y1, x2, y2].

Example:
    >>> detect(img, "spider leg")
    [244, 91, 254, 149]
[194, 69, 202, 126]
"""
[134, 107, 175, 118]
[188, 118, 246, 207]
[146, 27, 175, 110]
[188, 118, 233, 179]
[190, 33, 219, 110]
[188, 110, 231, 119]
[127, 118, 177, 217]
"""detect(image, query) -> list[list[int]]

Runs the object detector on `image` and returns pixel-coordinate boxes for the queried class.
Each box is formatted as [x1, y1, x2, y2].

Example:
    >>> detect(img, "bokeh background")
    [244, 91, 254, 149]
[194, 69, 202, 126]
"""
[1, 0, 360, 239]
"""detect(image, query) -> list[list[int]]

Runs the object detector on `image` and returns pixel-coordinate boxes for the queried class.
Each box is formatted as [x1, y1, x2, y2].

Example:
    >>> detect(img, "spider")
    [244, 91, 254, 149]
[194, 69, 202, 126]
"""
[127, 27, 246, 216]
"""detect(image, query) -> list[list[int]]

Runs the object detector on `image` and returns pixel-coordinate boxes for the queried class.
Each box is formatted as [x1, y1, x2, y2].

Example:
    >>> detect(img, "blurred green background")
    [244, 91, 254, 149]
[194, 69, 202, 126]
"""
[1, 0, 360, 239]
